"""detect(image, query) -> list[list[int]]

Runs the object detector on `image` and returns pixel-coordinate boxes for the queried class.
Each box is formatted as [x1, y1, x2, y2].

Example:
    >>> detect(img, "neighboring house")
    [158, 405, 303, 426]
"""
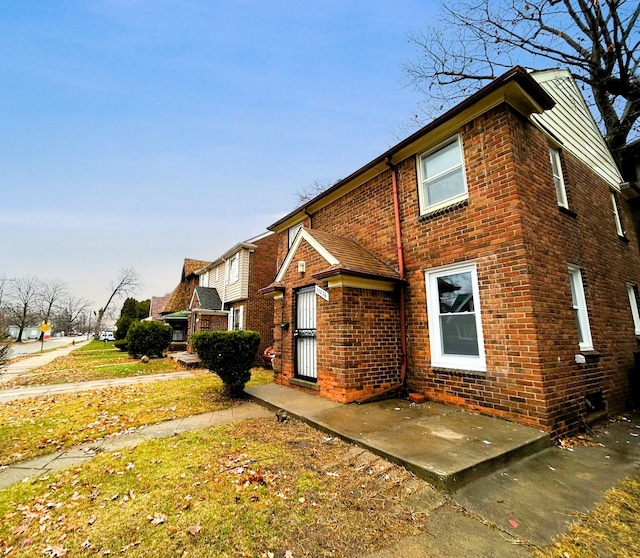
[146, 293, 171, 321]
[260, 66, 640, 438]
[162, 259, 210, 348]
[189, 232, 278, 361]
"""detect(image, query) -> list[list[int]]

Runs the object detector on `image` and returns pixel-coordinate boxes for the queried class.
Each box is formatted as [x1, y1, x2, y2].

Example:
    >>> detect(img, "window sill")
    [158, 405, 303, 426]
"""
[618, 234, 630, 243]
[419, 198, 468, 222]
[575, 350, 601, 364]
[558, 205, 577, 218]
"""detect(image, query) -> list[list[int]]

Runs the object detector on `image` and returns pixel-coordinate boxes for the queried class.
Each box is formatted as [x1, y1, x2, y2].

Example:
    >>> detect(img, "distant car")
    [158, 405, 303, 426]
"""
[263, 346, 275, 367]
[99, 331, 116, 341]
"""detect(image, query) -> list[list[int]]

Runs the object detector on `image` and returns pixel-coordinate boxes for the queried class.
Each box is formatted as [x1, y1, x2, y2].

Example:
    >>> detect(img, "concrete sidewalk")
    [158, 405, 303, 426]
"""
[0, 371, 196, 401]
[246, 383, 640, 555]
[1, 340, 91, 385]
[0, 403, 271, 490]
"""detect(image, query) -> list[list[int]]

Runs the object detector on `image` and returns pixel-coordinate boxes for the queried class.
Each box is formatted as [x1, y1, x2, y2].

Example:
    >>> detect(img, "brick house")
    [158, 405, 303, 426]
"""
[161, 258, 210, 349]
[260, 67, 640, 437]
[188, 231, 278, 362]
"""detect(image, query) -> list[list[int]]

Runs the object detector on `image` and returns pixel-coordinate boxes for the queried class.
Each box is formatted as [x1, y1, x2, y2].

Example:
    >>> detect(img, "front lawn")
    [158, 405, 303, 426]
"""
[0, 418, 428, 557]
[0, 369, 274, 466]
[2, 341, 183, 388]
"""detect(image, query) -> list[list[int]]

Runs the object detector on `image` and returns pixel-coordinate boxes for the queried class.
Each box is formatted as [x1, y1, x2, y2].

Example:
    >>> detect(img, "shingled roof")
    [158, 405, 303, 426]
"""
[304, 229, 400, 281]
[162, 258, 210, 314]
[190, 286, 223, 311]
[262, 228, 401, 295]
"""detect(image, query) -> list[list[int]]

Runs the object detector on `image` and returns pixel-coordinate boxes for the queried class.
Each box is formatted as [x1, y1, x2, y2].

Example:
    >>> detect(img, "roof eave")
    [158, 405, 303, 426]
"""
[269, 66, 553, 232]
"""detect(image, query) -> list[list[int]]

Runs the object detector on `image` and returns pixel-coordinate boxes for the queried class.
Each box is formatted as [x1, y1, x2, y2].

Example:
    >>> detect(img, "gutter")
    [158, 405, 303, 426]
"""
[269, 66, 554, 232]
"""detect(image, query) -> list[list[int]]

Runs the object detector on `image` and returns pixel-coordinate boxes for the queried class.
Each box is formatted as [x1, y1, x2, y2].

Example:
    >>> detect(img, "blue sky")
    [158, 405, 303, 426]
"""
[0, 1, 435, 311]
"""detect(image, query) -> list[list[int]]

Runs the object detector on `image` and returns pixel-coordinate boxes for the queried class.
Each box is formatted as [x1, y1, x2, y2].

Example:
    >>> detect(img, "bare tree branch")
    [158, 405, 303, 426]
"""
[405, 0, 640, 164]
[94, 268, 141, 335]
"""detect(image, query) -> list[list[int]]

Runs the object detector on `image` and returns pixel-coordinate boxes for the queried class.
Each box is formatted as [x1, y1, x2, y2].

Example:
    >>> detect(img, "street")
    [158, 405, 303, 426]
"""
[7, 335, 89, 358]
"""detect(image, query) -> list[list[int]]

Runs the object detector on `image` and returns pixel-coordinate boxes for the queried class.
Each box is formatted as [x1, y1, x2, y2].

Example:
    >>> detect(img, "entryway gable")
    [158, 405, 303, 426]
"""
[274, 228, 339, 283]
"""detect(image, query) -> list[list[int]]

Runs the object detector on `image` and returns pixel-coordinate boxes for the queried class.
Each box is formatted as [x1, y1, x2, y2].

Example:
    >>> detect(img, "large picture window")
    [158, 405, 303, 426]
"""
[418, 135, 467, 215]
[426, 262, 486, 371]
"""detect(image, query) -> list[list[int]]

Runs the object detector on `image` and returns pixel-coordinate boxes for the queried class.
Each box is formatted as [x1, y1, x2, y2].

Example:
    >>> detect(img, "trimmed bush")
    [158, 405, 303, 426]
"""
[126, 320, 172, 358]
[114, 339, 128, 352]
[191, 330, 260, 397]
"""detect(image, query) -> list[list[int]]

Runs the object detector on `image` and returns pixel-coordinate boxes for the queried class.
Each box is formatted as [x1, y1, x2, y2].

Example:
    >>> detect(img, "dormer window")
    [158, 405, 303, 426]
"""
[417, 135, 467, 215]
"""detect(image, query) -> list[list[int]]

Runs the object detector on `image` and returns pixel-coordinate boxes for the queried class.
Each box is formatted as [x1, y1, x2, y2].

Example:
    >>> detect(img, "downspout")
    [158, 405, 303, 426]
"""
[221, 256, 229, 329]
[387, 156, 408, 385]
[356, 157, 407, 404]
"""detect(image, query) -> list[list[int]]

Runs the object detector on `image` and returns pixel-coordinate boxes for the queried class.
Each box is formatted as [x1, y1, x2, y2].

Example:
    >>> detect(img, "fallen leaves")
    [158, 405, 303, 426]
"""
[148, 513, 167, 526]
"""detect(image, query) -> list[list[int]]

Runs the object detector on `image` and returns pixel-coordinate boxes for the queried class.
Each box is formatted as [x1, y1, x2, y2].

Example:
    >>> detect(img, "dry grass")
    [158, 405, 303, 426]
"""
[536, 466, 640, 558]
[0, 418, 429, 558]
[0, 369, 274, 466]
[2, 341, 182, 388]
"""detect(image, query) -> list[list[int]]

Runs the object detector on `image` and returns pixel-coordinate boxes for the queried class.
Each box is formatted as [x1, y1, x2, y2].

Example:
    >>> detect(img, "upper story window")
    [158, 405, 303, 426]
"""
[199, 271, 208, 287]
[568, 265, 593, 351]
[418, 135, 467, 215]
[425, 261, 486, 372]
[215, 266, 219, 282]
[611, 191, 624, 237]
[549, 147, 569, 209]
[225, 254, 239, 285]
[627, 283, 640, 335]
[288, 223, 303, 248]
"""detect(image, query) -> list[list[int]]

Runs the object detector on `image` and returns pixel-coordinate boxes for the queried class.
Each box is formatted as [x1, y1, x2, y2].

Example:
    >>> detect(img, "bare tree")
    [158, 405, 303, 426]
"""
[0, 275, 11, 367]
[37, 279, 67, 338]
[55, 294, 91, 334]
[294, 178, 337, 205]
[5, 276, 41, 342]
[94, 268, 141, 335]
[404, 0, 640, 166]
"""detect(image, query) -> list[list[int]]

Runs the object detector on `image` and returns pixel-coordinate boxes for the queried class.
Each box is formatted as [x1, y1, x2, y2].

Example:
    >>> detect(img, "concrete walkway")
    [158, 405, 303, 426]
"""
[0, 371, 196, 401]
[0, 403, 271, 489]
[1, 340, 91, 385]
[246, 383, 640, 555]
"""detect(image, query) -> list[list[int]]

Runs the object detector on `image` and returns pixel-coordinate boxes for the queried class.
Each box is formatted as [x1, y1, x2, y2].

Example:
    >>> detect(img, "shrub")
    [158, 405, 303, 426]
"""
[126, 321, 172, 358]
[114, 339, 128, 352]
[191, 330, 260, 397]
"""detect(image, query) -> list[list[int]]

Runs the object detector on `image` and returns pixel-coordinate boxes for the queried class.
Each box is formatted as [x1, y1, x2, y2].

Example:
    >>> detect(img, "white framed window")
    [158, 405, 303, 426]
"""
[229, 306, 243, 331]
[225, 254, 239, 285]
[425, 261, 486, 372]
[611, 191, 624, 237]
[627, 283, 640, 335]
[417, 135, 467, 215]
[568, 265, 593, 351]
[215, 266, 219, 282]
[549, 147, 569, 209]
[199, 271, 208, 287]
[289, 223, 303, 248]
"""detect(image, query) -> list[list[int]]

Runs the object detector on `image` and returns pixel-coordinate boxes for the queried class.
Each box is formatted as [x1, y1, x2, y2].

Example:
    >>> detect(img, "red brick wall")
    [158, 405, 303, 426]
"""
[271, 239, 401, 401]
[245, 233, 279, 365]
[272, 103, 640, 436]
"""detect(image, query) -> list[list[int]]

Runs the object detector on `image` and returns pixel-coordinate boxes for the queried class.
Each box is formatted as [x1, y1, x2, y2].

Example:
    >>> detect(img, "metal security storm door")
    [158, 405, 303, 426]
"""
[294, 286, 317, 380]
